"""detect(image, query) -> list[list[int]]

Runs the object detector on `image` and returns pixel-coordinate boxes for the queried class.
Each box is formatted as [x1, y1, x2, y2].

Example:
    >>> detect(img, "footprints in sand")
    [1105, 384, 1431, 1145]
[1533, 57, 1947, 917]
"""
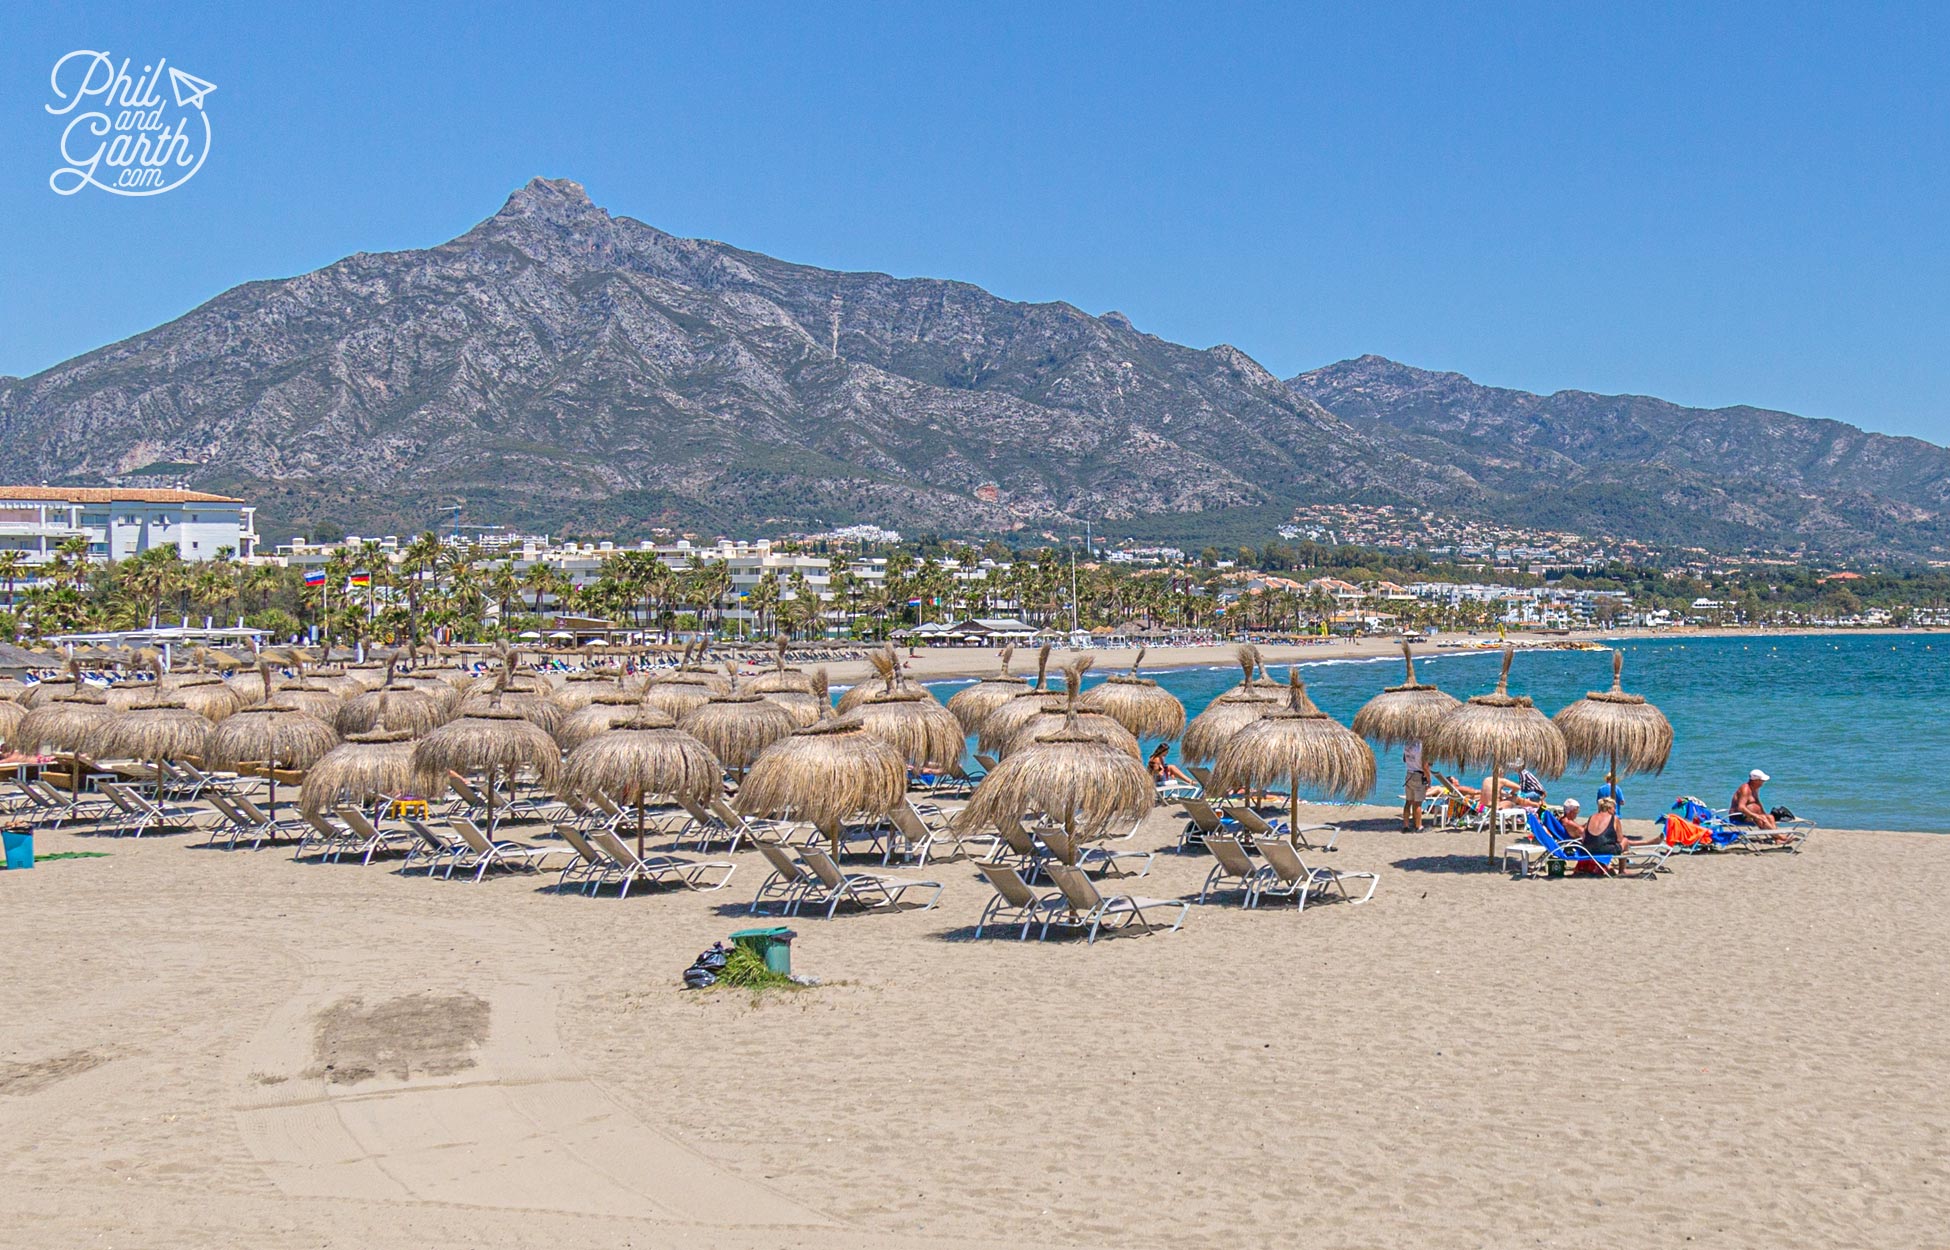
[0, 1049, 109, 1096]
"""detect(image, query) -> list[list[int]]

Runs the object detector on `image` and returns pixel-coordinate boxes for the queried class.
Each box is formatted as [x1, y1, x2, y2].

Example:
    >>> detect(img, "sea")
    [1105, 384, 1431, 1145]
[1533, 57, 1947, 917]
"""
[928, 634, 1949, 834]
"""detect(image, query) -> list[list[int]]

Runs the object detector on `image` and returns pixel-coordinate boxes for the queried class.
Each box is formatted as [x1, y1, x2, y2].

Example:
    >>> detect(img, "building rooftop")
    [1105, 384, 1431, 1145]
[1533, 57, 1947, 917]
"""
[0, 486, 245, 504]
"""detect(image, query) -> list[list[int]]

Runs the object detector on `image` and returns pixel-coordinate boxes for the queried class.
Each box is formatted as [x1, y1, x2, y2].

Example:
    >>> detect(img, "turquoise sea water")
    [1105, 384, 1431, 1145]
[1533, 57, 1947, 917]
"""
[928, 634, 1950, 834]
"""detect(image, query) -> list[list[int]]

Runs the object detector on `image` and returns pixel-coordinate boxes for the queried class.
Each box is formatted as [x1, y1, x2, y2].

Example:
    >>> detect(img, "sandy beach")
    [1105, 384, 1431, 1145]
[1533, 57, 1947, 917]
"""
[5, 803, 1947, 1249]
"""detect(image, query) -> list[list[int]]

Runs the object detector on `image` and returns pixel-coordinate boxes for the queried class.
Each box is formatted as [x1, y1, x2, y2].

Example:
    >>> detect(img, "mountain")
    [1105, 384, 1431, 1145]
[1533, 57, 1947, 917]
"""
[0, 178, 1943, 559]
[1290, 356, 1950, 559]
[0, 178, 1455, 543]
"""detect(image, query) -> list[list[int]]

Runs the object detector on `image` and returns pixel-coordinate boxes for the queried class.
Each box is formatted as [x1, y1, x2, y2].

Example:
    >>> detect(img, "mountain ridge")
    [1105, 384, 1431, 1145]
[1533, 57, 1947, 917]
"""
[0, 178, 1943, 559]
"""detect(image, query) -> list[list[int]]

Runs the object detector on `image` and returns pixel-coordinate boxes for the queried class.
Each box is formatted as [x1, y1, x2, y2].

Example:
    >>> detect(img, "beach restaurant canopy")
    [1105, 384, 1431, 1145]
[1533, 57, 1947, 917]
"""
[901, 618, 1038, 647]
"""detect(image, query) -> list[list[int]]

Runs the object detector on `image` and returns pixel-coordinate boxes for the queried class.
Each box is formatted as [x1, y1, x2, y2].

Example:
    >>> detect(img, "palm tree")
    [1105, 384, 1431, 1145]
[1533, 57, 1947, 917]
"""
[0, 550, 28, 614]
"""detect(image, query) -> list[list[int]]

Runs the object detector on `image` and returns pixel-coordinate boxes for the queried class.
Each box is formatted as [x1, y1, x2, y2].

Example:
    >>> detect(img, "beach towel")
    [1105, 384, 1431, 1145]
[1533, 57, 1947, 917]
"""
[1663, 813, 1712, 849]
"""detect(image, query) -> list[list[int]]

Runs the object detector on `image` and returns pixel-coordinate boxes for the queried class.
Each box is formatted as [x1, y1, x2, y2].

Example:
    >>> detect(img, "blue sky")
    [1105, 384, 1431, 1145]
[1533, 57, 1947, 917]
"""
[3, 1, 1946, 444]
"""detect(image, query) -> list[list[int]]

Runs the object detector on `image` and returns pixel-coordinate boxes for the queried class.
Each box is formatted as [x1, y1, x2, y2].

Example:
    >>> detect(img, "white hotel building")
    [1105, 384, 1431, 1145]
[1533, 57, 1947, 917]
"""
[0, 487, 259, 567]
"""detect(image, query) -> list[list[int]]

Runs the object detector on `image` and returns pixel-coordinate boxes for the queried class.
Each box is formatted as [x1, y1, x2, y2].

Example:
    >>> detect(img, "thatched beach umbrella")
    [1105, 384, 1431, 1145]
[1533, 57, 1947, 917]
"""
[640, 643, 723, 719]
[556, 690, 675, 751]
[1180, 646, 1281, 766]
[553, 665, 629, 712]
[204, 701, 340, 816]
[410, 702, 560, 837]
[1078, 646, 1185, 742]
[748, 636, 815, 695]
[738, 674, 906, 853]
[561, 715, 721, 857]
[334, 660, 449, 738]
[1427, 645, 1567, 865]
[300, 729, 416, 815]
[835, 645, 940, 715]
[955, 659, 1153, 843]
[1552, 649, 1673, 789]
[165, 675, 248, 723]
[1210, 670, 1376, 819]
[19, 656, 85, 709]
[0, 697, 25, 748]
[18, 691, 114, 786]
[976, 644, 1064, 756]
[455, 649, 565, 738]
[261, 660, 344, 721]
[1352, 640, 1461, 749]
[851, 649, 965, 772]
[678, 665, 795, 774]
[946, 644, 1028, 736]
[86, 696, 210, 794]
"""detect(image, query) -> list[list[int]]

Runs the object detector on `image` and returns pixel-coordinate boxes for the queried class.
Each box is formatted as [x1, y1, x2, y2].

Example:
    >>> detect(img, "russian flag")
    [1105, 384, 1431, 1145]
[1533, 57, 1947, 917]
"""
[906, 597, 922, 607]
[303, 569, 326, 587]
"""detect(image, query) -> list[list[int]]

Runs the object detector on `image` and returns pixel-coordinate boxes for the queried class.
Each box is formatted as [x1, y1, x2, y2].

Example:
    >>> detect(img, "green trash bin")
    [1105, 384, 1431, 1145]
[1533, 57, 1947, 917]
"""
[728, 926, 795, 975]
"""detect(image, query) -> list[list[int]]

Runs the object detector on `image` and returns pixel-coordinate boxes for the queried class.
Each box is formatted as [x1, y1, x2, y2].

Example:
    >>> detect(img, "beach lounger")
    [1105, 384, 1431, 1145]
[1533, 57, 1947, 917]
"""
[1200, 834, 1262, 904]
[1672, 797, 1813, 854]
[749, 841, 818, 915]
[296, 810, 353, 860]
[334, 805, 418, 865]
[204, 791, 306, 850]
[1039, 862, 1188, 943]
[1039, 827, 1152, 878]
[1523, 811, 1668, 879]
[404, 819, 468, 876]
[24, 777, 115, 830]
[586, 828, 736, 897]
[794, 845, 943, 918]
[99, 782, 203, 838]
[1223, 803, 1339, 853]
[445, 818, 575, 882]
[974, 862, 1066, 939]
[888, 799, 994, 866]
[1254, 835, 1378, 910]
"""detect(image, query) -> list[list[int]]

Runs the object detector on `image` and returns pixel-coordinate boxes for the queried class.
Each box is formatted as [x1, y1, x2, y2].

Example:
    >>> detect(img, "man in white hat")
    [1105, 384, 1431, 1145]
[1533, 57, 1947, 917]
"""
[1558, 795, 1585, 837]
[1730, 769, 1776, 830]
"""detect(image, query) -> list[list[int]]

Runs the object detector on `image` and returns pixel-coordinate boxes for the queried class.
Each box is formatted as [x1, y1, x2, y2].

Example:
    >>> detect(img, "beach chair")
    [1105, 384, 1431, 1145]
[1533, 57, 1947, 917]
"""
[1200, 834, 1263, 904]
[101, 782, 203, 838]
[295, 810, 353, 860]
[1176, 795, 1239, 851]
[1673, 797, 1813, 854]
[334, 805, 418, 865]
[750, 841, 818, 915]
[1254, 835, 1379, 910]
[587, 828, 736, 897]
[1224, 803, 1340, 853]
[404, 819, 468, 876]
[1039, 862, 1188, 943]
[24, 777, 115, 830]
[679, 796, 793, 854]
[1523, 811, 1668, 879]
[1039, 826, 1152, 878]
[975, 753, 1001, 775]
[178, 760, 265, 799]
[444, 817, 575, 882]
[888, 799, 994, 866]
[974, 862, 1066, 939]
[794, 844, 943, 918]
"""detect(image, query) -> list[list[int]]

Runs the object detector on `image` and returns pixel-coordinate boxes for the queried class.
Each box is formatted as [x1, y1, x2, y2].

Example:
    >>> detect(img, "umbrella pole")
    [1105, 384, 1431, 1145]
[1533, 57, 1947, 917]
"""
[486, 764, 497, 837]
[636, 796, 646, 860]
[1486, 762, 1500, 866]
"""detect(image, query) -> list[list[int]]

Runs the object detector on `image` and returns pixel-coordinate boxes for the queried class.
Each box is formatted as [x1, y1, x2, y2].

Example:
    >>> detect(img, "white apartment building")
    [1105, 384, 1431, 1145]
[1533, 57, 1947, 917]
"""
[0, 487, 258, 566]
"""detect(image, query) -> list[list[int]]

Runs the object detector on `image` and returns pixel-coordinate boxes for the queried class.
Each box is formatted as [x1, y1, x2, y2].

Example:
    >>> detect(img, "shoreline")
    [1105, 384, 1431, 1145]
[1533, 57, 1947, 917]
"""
[816, 624, 1948, 686]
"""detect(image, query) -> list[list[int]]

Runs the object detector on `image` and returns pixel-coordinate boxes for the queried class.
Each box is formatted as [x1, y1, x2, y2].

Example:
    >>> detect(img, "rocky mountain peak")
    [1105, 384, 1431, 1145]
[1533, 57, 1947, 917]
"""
[490, 176, 607, 228]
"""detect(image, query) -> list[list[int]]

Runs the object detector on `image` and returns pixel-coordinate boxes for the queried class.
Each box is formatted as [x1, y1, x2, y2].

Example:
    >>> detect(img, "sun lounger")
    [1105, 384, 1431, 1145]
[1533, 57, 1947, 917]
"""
[404, 819, 468, 876]
[1039, 826, 1152, 878]
[794, 845, 943, 918]
[1200, 834, 1261, 903]
[585, 828, 735, 897]
[333, 805, 418, 865]
[23, 777, 115, 830]
[1223, 803, 1340, 853]
[889, 799, 995, 866]
[1039, 862, 1188, 943]
[1522, 811, 1668, 879]
[296, 810, 353, 860]
[445, 817, 576, 882]
[974, 861, 1066, 939]
[1672, 797, 1813, 854]
[1254, 835, 1378, 910]
[98, 781, 202, 838]
[1176, 795, 1240, 851]
[749, 841, 817, 915]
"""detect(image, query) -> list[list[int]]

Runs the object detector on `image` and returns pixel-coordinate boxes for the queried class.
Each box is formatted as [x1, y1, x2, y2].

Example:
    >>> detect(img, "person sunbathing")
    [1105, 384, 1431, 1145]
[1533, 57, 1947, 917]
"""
[1558, 796, 1586, 838]
[1580, 797, 1623, 856]
[1148, 744, 1197, 789]
[1730, 769, 1776, 830]
[1482, 775, 1542, 811]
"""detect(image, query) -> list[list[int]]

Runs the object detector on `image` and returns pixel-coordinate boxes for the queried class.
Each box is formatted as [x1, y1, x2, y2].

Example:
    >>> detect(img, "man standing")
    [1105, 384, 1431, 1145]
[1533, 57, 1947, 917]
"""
[1730, 769, 1776, 830]
[1401, 740, 1428, 832]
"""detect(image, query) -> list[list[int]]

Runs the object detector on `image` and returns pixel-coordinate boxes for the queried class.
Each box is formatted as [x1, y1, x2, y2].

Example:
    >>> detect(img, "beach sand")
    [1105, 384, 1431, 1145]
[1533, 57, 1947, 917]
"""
[4, 804, 1947, 1249]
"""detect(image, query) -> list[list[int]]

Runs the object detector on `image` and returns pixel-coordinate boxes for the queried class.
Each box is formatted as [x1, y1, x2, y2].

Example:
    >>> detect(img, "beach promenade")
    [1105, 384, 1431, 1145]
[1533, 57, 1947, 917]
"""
[5, 803, 1946, 1249]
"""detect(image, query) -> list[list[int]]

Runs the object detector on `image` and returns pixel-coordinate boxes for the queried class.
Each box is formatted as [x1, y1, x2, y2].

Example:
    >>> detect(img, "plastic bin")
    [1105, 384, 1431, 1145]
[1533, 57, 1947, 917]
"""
[4, 828, 32, 870]
[728, 926, 795, 975]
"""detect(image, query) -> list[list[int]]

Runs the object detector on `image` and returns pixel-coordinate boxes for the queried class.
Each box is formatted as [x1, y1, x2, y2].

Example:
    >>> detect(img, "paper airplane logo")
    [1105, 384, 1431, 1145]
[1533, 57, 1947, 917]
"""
[167, 66, 216, 110]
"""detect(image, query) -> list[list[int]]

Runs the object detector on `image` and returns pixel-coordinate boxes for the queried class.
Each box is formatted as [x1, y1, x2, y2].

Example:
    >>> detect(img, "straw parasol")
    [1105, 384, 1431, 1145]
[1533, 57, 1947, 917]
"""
[84, 659, 212, 789]
[748, 636, 815, 695]
[1078, 646, 1185, 742]
[261, 659, 345, 721]
[299, 728, 416, 815]
[850, 649, 966, 772]
[677, 664, 795, 774]
[19, 655, 85, 709]
[553, 664, 629, 711]
[640, 643, 724, 719]
[1426, 645, 1568, 864]
[1552, 649, 1673, 786]
[19, 689, 113, 794]
[835, 645, 940, 715]
[945, 644, 1028, 737]
[0, 697, 25, 747]
[1180, 645, 1282, 766]
[334, 659, 449, 737]
[955, 657, 1153, 843]
[975, 644, 1064, 756]
[561, 715, 721, 857]
[556, 690, 675, 751]
[672, 641, 733, 694]
[410, 666, 561, 835]
[1351, 640, 1461, 748]
[1210, 669, 1376, 823]
[204, 700, 339, 817]
[455, 655, 565, 737]
[738, 672, 906, 852]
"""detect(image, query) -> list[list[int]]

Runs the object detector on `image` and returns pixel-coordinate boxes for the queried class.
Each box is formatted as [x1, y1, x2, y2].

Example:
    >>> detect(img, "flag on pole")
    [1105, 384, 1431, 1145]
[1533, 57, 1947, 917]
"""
[348, 572, 372, 588]
[303, 570, 326, 587]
